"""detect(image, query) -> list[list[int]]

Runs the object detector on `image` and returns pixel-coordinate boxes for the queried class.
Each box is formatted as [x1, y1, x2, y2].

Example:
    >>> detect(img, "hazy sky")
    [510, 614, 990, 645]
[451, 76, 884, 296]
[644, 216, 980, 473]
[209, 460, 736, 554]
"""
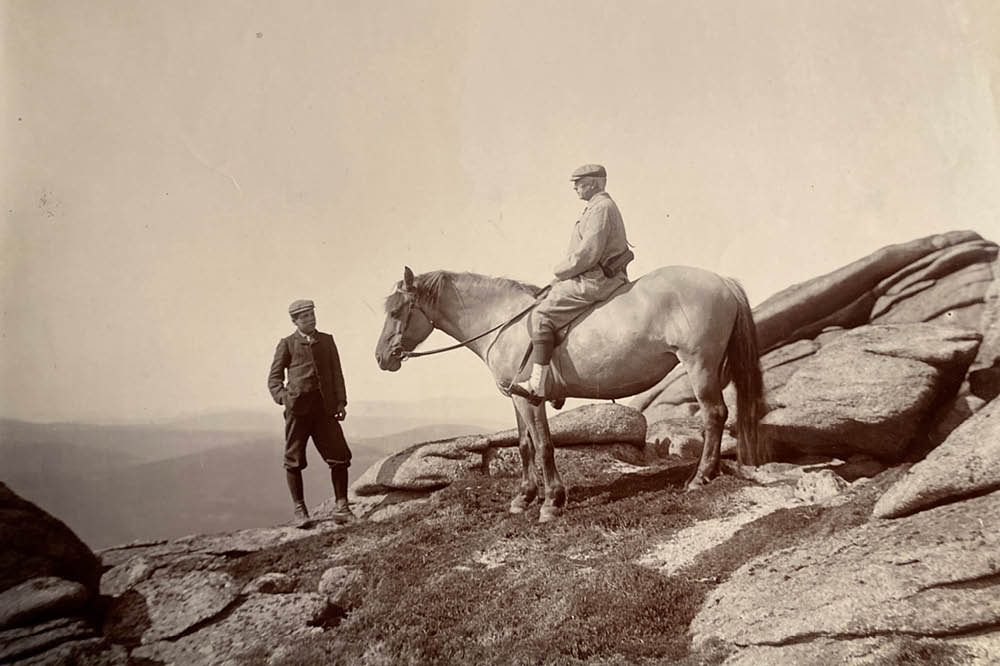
[3, 0, 999, 423]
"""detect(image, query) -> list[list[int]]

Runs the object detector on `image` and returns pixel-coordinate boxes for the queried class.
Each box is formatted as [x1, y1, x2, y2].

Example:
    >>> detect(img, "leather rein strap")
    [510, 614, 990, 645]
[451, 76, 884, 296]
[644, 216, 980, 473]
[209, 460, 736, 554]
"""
[401, 285, 550, 360]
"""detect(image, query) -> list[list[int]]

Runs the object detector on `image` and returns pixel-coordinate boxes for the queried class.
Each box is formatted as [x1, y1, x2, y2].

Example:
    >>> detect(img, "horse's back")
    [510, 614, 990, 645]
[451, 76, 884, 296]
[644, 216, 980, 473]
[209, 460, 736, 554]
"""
[565, 265, 738, 349]
[632, 265, 732, 299]
[586, 265, 734, 319]
[554, 265, 739, 399]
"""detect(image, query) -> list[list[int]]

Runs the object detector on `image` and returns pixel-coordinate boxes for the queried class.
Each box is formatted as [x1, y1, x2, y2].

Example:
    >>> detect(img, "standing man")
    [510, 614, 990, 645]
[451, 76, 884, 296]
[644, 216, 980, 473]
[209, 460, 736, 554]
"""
[513, 164, 633, 401]
[268, 299, 353, 526]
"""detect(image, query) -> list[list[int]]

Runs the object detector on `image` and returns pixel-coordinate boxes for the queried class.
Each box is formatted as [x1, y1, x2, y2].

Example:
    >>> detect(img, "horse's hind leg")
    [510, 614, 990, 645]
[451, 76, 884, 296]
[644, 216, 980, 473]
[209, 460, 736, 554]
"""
[510, 404, 539, 514]
[680, 350, 728, 490]
[513, 395, 566, 522]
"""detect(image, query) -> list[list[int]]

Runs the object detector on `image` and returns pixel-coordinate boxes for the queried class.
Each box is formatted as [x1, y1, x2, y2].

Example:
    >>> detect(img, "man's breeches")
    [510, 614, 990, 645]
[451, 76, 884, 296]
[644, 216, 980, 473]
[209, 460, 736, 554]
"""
[529, 274, 626, 362]
[283, 390, 352, 471]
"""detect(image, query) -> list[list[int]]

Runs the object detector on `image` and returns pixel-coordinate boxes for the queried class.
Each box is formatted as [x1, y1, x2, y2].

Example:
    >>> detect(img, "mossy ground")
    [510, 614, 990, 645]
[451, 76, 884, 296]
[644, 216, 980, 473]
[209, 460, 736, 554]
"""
[222, 457, 893, 666]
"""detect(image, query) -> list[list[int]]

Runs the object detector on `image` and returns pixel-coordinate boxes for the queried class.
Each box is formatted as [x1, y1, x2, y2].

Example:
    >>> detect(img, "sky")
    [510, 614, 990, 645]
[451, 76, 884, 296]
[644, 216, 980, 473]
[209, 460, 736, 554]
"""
[3, 0, 999, 423]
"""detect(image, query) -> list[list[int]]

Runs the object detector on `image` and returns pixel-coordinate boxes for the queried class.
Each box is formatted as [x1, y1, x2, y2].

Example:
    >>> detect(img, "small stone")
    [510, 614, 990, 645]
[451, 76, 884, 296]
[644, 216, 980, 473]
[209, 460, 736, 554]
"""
[317, 566, 364, 611]
[243, 573, 296, 595]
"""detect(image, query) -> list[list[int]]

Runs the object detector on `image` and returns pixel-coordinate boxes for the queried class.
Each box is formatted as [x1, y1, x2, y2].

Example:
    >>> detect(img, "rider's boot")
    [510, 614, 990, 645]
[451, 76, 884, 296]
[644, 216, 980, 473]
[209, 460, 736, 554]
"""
[514, 363, 550, 400]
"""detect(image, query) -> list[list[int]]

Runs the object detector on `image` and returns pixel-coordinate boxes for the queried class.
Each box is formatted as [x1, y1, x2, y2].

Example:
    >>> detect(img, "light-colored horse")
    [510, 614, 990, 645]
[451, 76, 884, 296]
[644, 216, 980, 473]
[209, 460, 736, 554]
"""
[375, 266, 765, 522]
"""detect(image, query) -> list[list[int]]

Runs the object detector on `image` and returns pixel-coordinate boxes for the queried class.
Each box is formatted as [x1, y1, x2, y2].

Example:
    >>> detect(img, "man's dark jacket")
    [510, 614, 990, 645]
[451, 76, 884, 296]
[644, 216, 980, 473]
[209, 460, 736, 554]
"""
[268, 331, 347, 416]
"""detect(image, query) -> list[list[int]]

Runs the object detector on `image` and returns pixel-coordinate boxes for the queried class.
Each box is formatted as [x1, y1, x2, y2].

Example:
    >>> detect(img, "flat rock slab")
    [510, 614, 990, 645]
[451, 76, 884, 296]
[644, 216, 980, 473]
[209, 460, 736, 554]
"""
[0, 617, 95, 663]
[718, 635, 998, 666]
[10, 639, 129, 666]
[486, 403, 646, 446]
[874, 395, 1000, 519]
[0, 577, 89, 629]
[761, 324, 981, 460]
[136, 570, 238, 644]
[131, 593, 330, 666]
[691, 489, 1000, 648]
[100, 521, 349, 572]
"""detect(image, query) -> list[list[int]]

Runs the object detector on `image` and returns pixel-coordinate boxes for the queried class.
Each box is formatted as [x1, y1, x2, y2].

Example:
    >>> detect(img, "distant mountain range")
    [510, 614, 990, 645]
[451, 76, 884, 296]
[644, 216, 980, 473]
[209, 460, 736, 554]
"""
[159, 396, 511, 437]
[0, 402, 506, 549]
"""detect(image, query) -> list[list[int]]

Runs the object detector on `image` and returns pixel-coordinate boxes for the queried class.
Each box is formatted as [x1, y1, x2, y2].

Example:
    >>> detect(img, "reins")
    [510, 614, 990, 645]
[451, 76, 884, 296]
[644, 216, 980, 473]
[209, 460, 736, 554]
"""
[400, 285, 550, 360]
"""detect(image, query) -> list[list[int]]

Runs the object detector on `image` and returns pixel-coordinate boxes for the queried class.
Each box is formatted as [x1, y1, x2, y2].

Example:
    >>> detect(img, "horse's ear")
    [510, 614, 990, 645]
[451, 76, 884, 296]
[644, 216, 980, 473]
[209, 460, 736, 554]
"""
[403, 266, 415, 289]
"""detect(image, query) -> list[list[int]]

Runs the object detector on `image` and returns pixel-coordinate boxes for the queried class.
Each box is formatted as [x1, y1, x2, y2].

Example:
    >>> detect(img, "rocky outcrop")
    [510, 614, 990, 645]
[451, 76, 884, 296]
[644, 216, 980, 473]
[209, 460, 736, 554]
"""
[0, 482, 101, 597]
[0, 618, 100, 664]
[691, 489, 1000, 649]
[632, 232, 998, 467]
[874, 395, 1000, 519]
[93, 517, 355, 666]
[135, 570, 239, 644]
[761, 324, 981, 460]
[0, 578, 89, 629]
[349, 404, 646, 518]
[485, 403, 646, 446]
[0, 484, 105, 663]
[130, 593, 332, 665]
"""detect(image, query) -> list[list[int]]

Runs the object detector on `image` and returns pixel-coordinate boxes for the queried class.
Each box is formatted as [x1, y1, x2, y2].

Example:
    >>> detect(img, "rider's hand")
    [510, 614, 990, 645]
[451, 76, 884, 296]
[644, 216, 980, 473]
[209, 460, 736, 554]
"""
[334, 404, 347, 421]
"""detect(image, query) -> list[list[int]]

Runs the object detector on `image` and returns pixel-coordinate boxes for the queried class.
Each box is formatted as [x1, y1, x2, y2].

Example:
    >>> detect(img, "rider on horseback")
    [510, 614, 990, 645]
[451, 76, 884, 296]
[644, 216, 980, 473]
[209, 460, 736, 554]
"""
[513, 164, 633, 400]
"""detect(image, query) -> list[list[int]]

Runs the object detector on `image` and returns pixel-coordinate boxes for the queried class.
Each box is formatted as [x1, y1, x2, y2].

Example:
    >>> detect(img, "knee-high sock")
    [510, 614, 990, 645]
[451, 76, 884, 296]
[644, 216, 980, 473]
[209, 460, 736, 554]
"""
[531, 326, 555, 365]
[286, 469, 305, 505]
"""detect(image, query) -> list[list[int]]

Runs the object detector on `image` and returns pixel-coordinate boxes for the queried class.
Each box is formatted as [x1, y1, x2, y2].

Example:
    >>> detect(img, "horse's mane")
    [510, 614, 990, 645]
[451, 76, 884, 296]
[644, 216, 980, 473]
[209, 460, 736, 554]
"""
[384, 271, 538, 313]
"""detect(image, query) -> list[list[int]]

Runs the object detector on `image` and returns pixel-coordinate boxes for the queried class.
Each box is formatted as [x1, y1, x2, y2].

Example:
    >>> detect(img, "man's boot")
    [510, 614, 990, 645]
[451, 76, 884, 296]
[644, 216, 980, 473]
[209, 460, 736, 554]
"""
[513, 363, 550, 401]
[286, 469, 311, 528]
[293, 502, 311, 527]
[331, 466, 355, 522]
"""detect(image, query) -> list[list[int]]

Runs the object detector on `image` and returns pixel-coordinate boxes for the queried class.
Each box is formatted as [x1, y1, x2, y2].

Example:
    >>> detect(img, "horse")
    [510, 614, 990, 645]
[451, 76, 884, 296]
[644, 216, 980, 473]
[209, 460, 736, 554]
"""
[375, 266, 765, 522]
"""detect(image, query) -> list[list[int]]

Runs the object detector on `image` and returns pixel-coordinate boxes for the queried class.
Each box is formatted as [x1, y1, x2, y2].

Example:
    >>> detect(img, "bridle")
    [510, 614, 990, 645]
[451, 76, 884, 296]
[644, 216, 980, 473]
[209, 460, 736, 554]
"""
[388, 285, 549, 361]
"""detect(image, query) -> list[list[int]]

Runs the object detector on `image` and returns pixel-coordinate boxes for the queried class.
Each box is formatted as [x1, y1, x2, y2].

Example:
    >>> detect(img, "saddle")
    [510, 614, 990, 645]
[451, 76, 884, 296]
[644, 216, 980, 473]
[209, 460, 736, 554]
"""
[504, 273, 634, 408]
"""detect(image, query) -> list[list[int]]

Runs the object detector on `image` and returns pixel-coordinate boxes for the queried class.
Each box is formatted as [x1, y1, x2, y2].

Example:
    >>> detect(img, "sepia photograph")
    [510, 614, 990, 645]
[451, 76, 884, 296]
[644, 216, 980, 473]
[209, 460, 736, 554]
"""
[2, 1, 999, 664]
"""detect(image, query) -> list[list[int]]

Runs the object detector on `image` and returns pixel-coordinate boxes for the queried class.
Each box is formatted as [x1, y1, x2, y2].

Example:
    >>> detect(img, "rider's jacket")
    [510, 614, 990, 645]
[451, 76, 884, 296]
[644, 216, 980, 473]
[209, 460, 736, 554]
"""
[553, 191, 629, 281]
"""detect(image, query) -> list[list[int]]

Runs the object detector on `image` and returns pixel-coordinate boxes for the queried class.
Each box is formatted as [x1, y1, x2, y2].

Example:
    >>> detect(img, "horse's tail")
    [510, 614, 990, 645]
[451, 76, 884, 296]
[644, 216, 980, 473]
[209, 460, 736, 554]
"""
[721, 278, 767, 466]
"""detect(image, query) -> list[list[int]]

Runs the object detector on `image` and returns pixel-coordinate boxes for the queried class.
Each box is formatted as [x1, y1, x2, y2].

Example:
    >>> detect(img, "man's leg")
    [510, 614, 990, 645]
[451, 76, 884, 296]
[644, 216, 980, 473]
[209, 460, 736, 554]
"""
[331, 464, 349, 503]
[283, 407, 312, 525]
[515, 317, 555, 399]
[315, 412, 354, 520]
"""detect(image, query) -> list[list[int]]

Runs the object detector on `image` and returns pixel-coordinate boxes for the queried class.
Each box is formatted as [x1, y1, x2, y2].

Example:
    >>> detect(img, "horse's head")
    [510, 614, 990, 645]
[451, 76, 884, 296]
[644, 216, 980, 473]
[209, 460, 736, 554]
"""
[375, 266, 436, 371]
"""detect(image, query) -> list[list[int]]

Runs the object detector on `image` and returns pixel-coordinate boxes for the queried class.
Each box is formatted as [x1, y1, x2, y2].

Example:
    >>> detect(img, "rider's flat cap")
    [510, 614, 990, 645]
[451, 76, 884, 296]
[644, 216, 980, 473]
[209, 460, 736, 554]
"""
[570, 164, 607, 181]
[288, 299, 315, 316]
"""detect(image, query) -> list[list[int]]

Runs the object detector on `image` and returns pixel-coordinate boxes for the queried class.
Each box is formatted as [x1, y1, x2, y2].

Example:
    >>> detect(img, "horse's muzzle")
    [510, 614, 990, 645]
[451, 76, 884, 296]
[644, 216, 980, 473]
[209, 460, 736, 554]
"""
[376, 347, 404, 371]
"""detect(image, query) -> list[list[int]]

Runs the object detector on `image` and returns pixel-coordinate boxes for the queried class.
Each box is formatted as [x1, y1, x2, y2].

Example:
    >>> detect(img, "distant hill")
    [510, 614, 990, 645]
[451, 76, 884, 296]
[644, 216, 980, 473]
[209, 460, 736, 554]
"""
[163, 396, 511, 438]
[1, 420, 492, 549]
[0, 419, 280, 467]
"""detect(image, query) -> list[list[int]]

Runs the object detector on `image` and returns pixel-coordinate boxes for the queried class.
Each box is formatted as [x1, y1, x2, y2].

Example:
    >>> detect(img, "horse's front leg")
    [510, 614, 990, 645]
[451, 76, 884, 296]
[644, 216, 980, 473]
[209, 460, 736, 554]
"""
[509, 405, 538, 514]
[513, 395, 566, 522]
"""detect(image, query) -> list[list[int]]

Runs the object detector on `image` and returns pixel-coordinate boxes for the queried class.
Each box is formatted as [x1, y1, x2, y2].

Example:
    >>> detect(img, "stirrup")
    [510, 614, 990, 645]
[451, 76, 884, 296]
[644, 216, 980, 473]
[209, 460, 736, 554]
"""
[508, 382, 545, 406]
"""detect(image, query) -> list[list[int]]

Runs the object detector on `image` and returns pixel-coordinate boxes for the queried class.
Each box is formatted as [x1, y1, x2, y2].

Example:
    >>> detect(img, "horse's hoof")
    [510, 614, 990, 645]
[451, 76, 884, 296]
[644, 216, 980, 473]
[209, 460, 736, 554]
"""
[509, 503, 525, 515]
[685, 477, 709, 492]
[538, 506, 561, 523]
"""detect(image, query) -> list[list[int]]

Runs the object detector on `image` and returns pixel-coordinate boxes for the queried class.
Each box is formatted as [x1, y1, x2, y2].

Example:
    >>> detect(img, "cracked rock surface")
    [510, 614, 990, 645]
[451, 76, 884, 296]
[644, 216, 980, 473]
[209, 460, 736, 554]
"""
[691, 489, 1000, 648]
